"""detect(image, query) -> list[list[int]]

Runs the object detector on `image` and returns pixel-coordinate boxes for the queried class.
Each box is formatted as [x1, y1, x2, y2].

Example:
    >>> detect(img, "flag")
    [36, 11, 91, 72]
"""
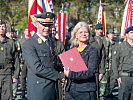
[58, 13, 67, 44]
[121, 0, 133, 37]
[97, 0, 107, 36]
[28, 0, 54, 37]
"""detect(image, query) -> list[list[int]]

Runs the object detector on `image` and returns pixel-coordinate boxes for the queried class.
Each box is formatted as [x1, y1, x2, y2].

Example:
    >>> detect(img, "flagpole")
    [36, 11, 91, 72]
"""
[62, 1, 64, 13]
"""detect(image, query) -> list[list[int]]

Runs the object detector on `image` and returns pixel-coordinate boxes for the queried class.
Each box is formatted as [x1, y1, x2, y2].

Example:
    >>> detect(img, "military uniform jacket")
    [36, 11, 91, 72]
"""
[0, 37, 19, 78]
[89, 35, 106, 74]
[66, 44, 99, 92]
[112, 41, 133, 79]
[22, 34, 59, 100]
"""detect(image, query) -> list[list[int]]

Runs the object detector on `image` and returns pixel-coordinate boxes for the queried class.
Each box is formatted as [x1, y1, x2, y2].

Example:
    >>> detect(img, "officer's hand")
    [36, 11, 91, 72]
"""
[58, 72, 65, 80]
[99, 73, 104, 81]
[117, 77, 121, 88]
[13, 78, 18, 83]
[64, 67, 69, 77]
[61, 78, 65, 87]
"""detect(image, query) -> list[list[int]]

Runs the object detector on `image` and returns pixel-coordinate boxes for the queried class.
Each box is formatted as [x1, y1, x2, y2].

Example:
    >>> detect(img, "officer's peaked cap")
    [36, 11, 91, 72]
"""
[125, 26, 133, 33]
[32, 12, 55, 25]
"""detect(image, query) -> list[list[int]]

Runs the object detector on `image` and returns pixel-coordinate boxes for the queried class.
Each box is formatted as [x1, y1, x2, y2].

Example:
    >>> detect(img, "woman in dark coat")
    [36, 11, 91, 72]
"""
[64, 21, 99, 100]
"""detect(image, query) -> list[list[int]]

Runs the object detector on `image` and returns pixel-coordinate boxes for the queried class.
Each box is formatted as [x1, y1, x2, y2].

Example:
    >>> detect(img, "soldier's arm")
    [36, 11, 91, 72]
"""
[22, 40, 59, 81]
[99, 41, 106, 74]
[112, 45, 120, 79]
[12, 41, 20, 80]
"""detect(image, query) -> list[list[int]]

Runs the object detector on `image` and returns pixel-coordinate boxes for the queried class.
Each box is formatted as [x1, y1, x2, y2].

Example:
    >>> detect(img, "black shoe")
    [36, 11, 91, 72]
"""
[20, 90, 25, 98]
[106, 93, 115, 98]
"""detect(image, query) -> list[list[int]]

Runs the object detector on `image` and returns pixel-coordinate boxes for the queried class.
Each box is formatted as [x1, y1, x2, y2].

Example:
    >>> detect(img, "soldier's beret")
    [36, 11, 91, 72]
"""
[95, 23, 103, 30]
[125, 26, 133, 33]
[31, 12, 55, 25]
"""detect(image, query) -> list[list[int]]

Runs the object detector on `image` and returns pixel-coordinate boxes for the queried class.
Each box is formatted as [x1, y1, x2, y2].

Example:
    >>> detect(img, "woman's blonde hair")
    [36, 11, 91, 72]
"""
[70, 21, 91, 46]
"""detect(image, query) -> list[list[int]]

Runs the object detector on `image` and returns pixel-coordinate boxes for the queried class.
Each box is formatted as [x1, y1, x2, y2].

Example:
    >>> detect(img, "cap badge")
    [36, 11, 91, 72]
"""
[47, 13, 49, 16]
[38, 38, 42, 44]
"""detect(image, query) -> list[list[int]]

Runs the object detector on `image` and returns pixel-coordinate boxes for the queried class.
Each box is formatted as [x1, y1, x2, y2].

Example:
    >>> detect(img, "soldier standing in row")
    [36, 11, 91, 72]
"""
[102, 29, 116, 97]
[11, 28, 21, 99]
[112, 26, 133, 100]
[5, 27, 21, 99]
[19, 26, 29, 98]
[89, 23, 106, 100]
[0, 20, 19, 100]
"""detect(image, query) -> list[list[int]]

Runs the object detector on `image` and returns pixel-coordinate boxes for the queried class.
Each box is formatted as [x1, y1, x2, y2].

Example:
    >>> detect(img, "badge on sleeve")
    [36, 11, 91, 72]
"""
[38, 38, 42, 44]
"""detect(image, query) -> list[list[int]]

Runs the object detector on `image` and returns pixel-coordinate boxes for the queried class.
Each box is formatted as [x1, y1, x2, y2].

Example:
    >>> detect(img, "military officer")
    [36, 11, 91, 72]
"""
[22, 12, 61, 100]
[112, 26, 133, 100]
[0, 19, 19, 100]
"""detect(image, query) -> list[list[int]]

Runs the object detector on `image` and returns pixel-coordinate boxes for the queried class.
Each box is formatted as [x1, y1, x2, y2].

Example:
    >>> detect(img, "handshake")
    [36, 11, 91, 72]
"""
[58, 72, 65, 86]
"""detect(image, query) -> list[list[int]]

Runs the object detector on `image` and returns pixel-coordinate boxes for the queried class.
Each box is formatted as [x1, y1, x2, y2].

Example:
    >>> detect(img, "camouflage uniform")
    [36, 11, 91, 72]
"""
[0, 37, 19, 100]
[100, 37, 116, 98]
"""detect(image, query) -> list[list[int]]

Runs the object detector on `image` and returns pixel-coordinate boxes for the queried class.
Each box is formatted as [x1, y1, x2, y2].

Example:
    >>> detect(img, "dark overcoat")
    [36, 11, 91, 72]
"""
[66, 44, 99, 92]
[22, 34, 59, 100]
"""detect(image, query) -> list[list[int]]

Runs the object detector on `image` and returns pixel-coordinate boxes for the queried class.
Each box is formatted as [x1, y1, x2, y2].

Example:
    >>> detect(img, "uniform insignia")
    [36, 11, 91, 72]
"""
[1, 47, 3, 51]
[47, 13, 49, 16]
[114, 51, 116, 55]
[38, 38, 42, 44]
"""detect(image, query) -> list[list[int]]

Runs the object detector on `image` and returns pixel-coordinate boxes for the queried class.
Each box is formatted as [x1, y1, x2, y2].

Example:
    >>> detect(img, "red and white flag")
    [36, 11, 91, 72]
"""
[58, 13, 67, 44]
[28, 0, 54, 37]
[121, 0, 133, 37]
[97, 0, 107, 36]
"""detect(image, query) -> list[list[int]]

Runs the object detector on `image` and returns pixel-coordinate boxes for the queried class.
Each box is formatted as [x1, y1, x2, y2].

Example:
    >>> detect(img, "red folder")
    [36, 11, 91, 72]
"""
[58, 47, 88, 72]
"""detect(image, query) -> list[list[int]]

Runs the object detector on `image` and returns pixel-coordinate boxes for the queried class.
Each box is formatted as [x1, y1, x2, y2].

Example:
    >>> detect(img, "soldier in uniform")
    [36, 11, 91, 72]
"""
[102, 29, 116, 97]
[0, 20, 19, 100]
[112, 26, 133, 100]
[50, 26, 65, 100]
[22, 12, 62, 100]
[11, 28, 21, 99]
[6, 27, 21, 99]
[19, 26, 29, 98]
[89, 23, 106, 100]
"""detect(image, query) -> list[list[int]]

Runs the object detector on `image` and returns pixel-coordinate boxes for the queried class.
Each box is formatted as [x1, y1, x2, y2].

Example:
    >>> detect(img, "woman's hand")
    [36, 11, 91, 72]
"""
[64, 67, 70, 77]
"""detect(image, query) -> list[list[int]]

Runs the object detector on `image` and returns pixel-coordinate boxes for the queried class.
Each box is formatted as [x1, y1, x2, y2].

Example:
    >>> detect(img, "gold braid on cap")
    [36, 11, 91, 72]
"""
[37, 18, 53, 24]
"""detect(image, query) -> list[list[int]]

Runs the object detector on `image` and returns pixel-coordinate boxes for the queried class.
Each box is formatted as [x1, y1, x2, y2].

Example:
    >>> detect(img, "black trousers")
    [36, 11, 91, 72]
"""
[65, 89, 96, 100]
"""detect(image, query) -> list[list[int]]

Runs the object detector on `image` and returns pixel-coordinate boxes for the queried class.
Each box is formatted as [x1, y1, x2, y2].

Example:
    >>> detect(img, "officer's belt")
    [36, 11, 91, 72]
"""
[119, 72, 133, 77]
